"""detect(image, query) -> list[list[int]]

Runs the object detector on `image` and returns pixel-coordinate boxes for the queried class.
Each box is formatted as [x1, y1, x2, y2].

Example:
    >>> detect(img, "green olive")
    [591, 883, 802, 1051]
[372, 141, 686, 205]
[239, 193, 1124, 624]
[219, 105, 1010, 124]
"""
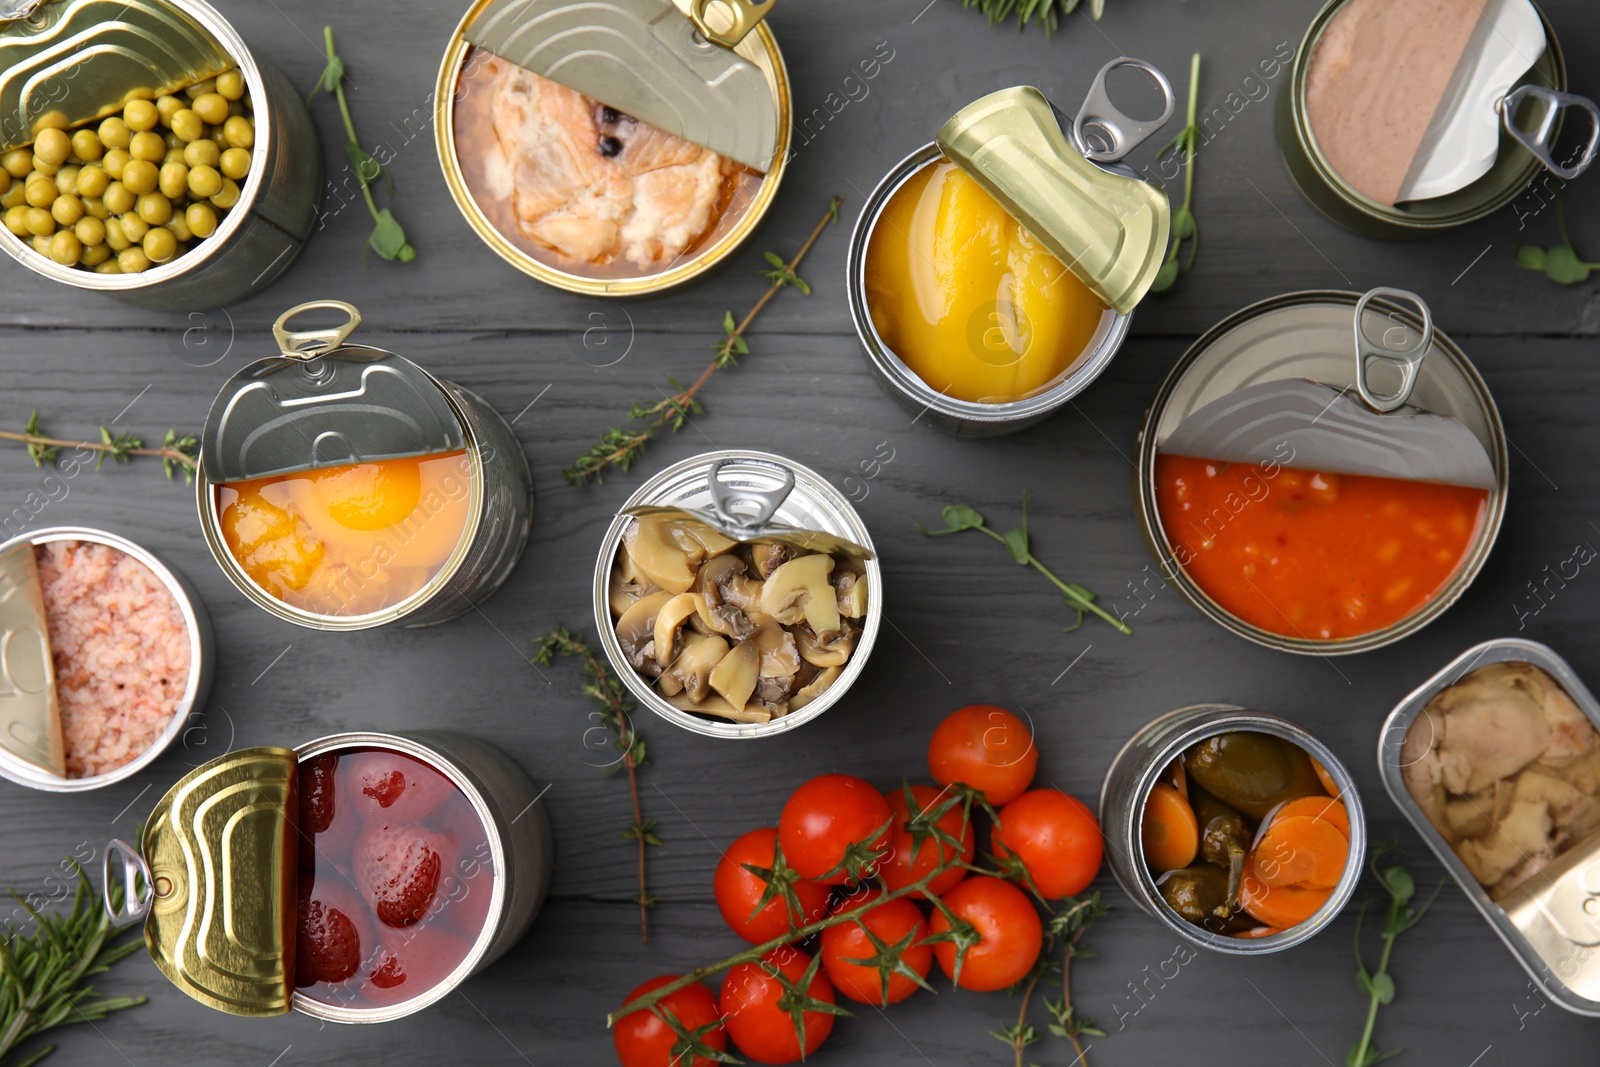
[75, 165, 109, 199]
[70, 129, 104, 163]
[120, 160, 158, 196]
[184, 201, 217, 238]
[209, 177, 240, 210]
[102, 148, 129, 181]
[103, 216, 129, 250]
[98, 117, 131, 151]
[33, 128, 70, 167]
[117, 246, 150, 273]
[218, 147, 251, 181]
[4, 205, 29, 236]
[142, 226, 177, 263]
[50, 194, 82, 226]
[216, 69, 245, 101]
[123, 99, 159, 132]
[81, 242, 111, 267]
[48, 229, 81, 265]
[158, 161, 188, 200]
[23, 176, 56, 209]
[186, 164, 222, 199]
[82, 196, 109, 221]
[192, 93, 228, 126]
[23, 206, 54, 237]
[222, 115, 253, 149]
[129, 131, 166, 163]
[155, 95, 183, 128]
[135, 192, 172, 226]
[103, 181, 135, 215]
[183, 139, 220, 169]
[170, 108, 205, 144]
[118, 212, 149, 242]
[184, 78, 216, 100]
[74, 215, 105, 246]
[2, 147, 33, 178]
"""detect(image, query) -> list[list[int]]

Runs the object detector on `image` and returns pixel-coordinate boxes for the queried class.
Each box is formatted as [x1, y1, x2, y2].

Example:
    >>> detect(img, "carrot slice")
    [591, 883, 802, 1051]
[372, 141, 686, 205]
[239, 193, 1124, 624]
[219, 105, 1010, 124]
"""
[1232, 924, 1285, 940]
[1239, 863, 1332, 928]
[1141, 783, 1200, 872]
[1310, 757, 1340, 798]
[1251, 816, 1348, 889]
[1271, 796, 1350, 838]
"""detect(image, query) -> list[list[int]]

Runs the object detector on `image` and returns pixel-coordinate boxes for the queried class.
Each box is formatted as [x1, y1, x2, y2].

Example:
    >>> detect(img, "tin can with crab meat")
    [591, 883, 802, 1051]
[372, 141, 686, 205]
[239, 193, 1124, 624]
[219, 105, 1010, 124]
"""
[434, 0, 789, 295]
[104, 729, 554, 1022]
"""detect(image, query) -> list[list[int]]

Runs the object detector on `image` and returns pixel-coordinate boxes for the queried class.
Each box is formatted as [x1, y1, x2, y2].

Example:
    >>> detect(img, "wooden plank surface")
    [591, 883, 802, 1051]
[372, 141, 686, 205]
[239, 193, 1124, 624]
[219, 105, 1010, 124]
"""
[3, 0, 1599, 1064]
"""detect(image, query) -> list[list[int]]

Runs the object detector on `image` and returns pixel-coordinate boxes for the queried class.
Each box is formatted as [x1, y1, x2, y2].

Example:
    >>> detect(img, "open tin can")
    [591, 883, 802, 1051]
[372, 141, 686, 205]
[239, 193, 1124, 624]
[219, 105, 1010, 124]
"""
[1134, 289, 1508, 654]
[848, 58, 1173, 436]
[0, 0, 321, 309]
[1278, 0, 1597, 237]
[1379, 639, 1600, 1016]
[1100, 704, 1367, 954]
[103, 729, 554, 1022]
[0, 525, 211, 792]
[434, 0, 789, 296]
[593, 449, 881, 738]
[195, 300, 533, 630]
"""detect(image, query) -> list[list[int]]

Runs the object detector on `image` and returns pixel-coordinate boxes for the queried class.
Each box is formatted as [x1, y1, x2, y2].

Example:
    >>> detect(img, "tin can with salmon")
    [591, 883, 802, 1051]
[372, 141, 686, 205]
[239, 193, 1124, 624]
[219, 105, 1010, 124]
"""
[1134, 288, 1508, 654]
[434, 0, 789, 295]
[1277, 0, 1597, 237]
[194, 300, 533, 630]
[103, 729, 554, 1022]
[0, 0, 321, 308]
[1100, 705, 1367, 954]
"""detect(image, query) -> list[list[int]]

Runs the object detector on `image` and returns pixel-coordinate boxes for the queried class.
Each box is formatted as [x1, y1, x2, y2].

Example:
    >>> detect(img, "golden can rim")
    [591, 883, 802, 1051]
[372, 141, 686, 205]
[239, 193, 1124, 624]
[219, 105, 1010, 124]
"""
[431, 0, 791, 297]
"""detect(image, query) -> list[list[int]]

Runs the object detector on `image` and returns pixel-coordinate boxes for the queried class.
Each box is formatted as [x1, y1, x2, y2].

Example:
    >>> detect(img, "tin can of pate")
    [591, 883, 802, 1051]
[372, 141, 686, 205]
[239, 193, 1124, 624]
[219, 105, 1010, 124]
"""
[1134, 290, 1509, 655]
[434, 0, 790, 296]
[0, 525, 211, 793]
[103, 729, 554, 1022]
[195, 300, 533, 630]
[1099, 705, 1367, 954]
[594, 449, 881, 739]
[0, 0, 321, 308]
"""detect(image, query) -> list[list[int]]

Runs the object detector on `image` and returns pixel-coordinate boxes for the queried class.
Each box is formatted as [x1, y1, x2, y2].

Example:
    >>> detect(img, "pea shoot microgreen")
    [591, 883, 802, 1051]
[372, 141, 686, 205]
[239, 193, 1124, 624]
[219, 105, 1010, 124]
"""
[1, 410, 198, 483]
[1348, 845, 1441, 1067]
[1512, 196, 1599, 285]
[1151, 52, 1201, 295]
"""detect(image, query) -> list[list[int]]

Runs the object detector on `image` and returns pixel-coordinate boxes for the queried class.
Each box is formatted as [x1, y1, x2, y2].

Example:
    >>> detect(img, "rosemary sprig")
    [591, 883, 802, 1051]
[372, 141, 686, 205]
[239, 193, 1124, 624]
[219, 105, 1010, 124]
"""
[1512, 195, 1598, 285]
[533, 626, 658, 941]
[920, 495, 1133, 635]
[0, 410, 198, 483]
[307, 27, 416, 264]
[564, 196, 843, 485]
[995, 893, 1108, 1067]
[1348, 845, 1440, 1067]
[0, 862, 147, 1067]
[962, 0, 1107, 36]
[1151, 52, 1201, 294]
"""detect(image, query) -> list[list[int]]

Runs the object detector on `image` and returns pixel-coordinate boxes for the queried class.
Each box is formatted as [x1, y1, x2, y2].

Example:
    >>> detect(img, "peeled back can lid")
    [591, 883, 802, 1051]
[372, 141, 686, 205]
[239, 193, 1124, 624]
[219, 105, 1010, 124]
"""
[199, 300, 466, 483]
[0, 541, 62, 776]
[936, 61, 1174, 316]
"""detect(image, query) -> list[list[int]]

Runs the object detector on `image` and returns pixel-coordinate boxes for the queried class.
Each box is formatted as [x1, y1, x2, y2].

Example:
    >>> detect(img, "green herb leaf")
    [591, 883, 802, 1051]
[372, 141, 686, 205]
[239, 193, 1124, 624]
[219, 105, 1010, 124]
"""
[941, 504, 985, 530]
[1171, 205, 1197, 240]
[1513, 244, 1547, 270]
[367, 209, 415, 262]
[1543, 243, 1592, 284]
[343, 142, 382, 188]
[1003, 527, 1030, 564]
[1150, 258, 1180, 293]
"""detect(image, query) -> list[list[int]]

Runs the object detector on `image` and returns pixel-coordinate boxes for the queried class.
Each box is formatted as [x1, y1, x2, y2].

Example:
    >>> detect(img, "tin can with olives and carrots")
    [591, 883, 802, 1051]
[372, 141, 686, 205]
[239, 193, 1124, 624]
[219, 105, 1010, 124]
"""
[194, 300, 533, 630]
[434, 0, 790, 296]
[1134, 289, 1508, 655]
[594, 449, 881, 739]
[0, 0, 321, 308]
[103, 729, 554, 1022]
[1100, 705, 1366, 954]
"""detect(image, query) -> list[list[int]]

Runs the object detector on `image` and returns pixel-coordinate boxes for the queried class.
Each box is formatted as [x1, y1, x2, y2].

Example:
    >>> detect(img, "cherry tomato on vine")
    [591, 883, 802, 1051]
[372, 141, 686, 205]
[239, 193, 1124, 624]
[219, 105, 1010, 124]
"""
[719, 948, 840, 1065]
[991, 789, 1104, 899]
[928, 876, 1042, 992]
[927, 705, 1038, 805]
[878, 784, 973, 898]
[778, 773, 892, 885]
[819, 887, 932, 1006]
[714, 827, 832, 944]
[613, 975, 727, 1067]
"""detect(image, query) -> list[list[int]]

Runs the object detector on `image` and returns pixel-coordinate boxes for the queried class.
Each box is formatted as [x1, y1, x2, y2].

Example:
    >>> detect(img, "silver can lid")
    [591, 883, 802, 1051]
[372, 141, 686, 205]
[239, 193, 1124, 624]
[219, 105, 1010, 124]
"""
[200, 301, 465, 484]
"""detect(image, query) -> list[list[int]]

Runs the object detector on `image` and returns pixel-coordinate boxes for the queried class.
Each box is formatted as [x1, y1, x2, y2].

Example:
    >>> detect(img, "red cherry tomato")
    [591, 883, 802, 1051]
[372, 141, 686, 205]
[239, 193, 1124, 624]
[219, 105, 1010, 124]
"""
[714, 828, 832, 944]
[927, 705, 1038, 805]
[991, 789, 1104, 899]
[878, 784, 973, 898]
[819, 887, 932, 1006]
[778, 774, 892, 885]
[614, 975, 727, 1067]
[719, 948, 838, 1065]
[928, 876, 1042, 992]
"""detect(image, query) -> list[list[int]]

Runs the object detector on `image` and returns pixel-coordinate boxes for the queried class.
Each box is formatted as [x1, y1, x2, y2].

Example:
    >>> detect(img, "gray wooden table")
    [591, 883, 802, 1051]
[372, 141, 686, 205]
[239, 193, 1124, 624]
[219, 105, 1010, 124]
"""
[4, 0, 1599, 1063]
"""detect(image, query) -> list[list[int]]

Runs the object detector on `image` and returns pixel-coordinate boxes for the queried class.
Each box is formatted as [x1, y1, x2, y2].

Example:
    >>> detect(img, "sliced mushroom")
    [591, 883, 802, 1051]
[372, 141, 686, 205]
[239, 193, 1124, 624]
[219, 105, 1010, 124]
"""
[749, 542, 790, 580]
[679, 522, 737, 561]
[653, 593, 706, 669]
[790, 666, 842, 711]
[755, 675, 797, 704]
[709, 639, 760, 709]
[759, 553, 840, 634]
[795, 623, 859, 668]
[608, 564, 660, 617]
[623, 516, 697, 593]
[665, 690, 773, 725]
[832, 570, 868, 619]
[750, 617, 801, 679]
[657, 632, 728, 703]
[697, 554, 763, 611]
[615, 591, 673, 673]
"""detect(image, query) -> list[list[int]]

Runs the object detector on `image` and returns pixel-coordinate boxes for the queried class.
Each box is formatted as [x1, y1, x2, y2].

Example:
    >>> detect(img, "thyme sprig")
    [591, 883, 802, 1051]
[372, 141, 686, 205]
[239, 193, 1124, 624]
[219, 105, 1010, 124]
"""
[564, 196, 842, 486]
[534, 626, 657, 941]
[994, 893, 1108, 1067]
[1348, 845, 1441, 1067]
[307, 27, 416, 264]
[0, 862, 147, 1067]
[920, 495, 1133, 635]
[962, 0, 1107, 36]
[1151, 52, 1201, 294]
[0, 410, 198, 483]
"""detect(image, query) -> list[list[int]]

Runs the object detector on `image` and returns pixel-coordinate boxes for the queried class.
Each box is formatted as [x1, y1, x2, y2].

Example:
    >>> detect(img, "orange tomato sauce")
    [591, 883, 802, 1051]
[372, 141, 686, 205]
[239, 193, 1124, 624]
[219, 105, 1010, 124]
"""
[1154, 455, 1487, 640]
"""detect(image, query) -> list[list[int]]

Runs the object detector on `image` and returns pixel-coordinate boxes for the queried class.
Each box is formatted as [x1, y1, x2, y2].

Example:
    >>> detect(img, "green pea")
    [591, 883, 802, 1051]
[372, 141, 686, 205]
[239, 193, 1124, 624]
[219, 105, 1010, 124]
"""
[216, 69, 245, 101]
[219, 147, 251, 181]
[120, 160, 158, 196]
[98, 117, 131, 150]
[50, 194, 82, 226]
[186, 164, 222, 199]
[184, 78, 216, 100]
[74, 215, 105, 246]
[102, 148, 129, 180]
[52, 166, 80, 197]
[81, 196, 109, 221]
[222, 115, 253, 149]
[2, 148, 33, 178]
[76, 165, 109, 198]
[165, 212, 192, 242]
[155, 95, 183, 128]
[136, 192, 172, 226]
[70, 129, 104, 163]
[4, 205, 29, 236]
[33, 128, 70, 167]
[103, 181, 135, 215]
[118, 212, 149, 242]
[0, 183, 24, 210]
[185, 201, 217, 238]
[23, 176, 56, 209]
[183, 139, 220, 169]
[192, 93, 229, 125]
[158, 161, 188, 200]
[143, 226, 177, 263]
[123, 99, 159, 132]
[117, 246, 150, 273]
[30, 155, 58, 177]
[170, 108, 205, 144]
[209, 177, 240, 210]
[23, 206, 54, 237]
[81, 242, 111, 267]
[129, 131, 166, 163]
[94, 258, 121, 274]
[104, 217, 129, 250]
[48, 229, 81, 265]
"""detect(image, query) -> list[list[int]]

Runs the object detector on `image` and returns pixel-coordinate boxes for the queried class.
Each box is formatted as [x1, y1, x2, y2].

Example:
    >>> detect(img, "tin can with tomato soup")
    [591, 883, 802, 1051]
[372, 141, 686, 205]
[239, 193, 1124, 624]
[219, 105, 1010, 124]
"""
[1099, 705, 1367, 955]
[1133, 290, 1509, 655]
[103, 729, 554, 1023]
[593, 449, 881, 739]
[194, 300, 533, 630]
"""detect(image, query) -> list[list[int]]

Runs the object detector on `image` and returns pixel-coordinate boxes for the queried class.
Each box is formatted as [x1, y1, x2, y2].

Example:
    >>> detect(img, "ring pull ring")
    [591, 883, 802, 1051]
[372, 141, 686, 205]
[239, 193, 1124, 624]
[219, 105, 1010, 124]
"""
[272, 300, 363, 362]
[1354, 287, 1434, 414]
[1073, 56, 1176, 164]
[1500, 85, 1599, 182]
[687, 0, 774, 49]
[103, 838, 154, 929]
[707, 458, 794, 534]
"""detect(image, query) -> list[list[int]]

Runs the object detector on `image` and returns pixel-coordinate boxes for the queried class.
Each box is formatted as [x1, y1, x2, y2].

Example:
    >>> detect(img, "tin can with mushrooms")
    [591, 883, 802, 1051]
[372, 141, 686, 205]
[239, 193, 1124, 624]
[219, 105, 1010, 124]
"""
[1134, 289, 1508, 655]
[0, 525, 211, 792]
[847, 58, 1176, 436]
[1277, 0, 1597, 237]
[1379, 638, 1600, 1016]
[194, 300, 533, 630]
[0, 0, 321, 309]
[1100, 705, 1366, 954]
[103, 729, 554, 1022]
[434, 0, 789, 296]
[594, 449, 881, 738]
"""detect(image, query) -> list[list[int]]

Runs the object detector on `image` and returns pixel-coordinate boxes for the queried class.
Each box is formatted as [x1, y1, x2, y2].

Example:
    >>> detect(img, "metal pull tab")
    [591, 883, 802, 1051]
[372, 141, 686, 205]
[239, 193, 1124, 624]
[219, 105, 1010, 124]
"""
[1499, 85, 1599, 182]
[1073, 57, 1175, 164]
[687, 0, 773, 48]
[272, 300, 363, 362]
[0, 0, 45, 21]
[1354, 287, 1434, 414]
[103, 838, 154, 929]
[707, 457, 793, 534]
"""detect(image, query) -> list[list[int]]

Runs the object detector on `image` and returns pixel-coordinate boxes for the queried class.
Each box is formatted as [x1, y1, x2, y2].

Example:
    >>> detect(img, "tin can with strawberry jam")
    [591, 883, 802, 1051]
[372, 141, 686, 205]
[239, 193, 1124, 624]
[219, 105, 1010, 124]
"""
[103, 730, 554, 1022]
